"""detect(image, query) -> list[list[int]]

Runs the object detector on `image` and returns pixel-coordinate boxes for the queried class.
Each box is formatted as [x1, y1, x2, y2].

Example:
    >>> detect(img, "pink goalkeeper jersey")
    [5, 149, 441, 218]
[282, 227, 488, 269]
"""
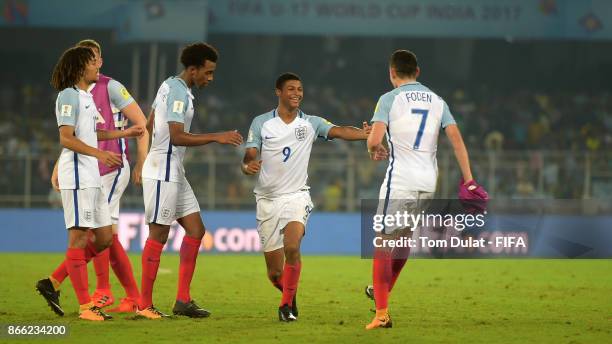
[92, 74, 135, 175]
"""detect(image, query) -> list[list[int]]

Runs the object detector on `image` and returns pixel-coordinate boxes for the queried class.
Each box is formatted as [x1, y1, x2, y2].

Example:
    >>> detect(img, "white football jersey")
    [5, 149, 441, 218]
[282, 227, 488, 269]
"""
[371, 82, 456, 193]
[245, 109, 334, 199]
[142, 77, 195, 182]
[55, 87, 102, 189]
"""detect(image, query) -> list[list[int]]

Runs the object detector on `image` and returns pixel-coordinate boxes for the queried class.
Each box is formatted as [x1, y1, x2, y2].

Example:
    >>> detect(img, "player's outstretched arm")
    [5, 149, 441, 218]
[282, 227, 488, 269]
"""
[366, 121, 389, 161]
[97, 125, 144, 141]
[327, 121, 371, 141]
[241, 147, 262, 176]
[59, 125, 122, 167]
[168, 122, 243, 147]
[120, 102, 150, 185]
[444, 124, 473, 183]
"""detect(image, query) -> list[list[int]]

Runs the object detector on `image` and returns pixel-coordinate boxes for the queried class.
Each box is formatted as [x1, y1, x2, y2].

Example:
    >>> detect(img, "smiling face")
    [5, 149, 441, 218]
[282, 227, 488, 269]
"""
[82, 57, 100, 85]
[275, 79, 303, 110]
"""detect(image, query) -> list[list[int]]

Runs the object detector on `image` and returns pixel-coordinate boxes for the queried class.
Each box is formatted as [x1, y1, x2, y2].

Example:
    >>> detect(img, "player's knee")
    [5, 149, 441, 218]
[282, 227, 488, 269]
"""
[284, 244, 300, 261]
[149, 231, 170, 244]
[93, 233, 113, 251]
[267, 269, 282, 282]
[154, 232, 169, 244]
[94, 226, 114, 249]
[68, 230, 89, 248]
[193, 232, 204, 241]
[149, 226, 170, 244]
[98, 237, 112, 251]
[189, 227, 205, 240]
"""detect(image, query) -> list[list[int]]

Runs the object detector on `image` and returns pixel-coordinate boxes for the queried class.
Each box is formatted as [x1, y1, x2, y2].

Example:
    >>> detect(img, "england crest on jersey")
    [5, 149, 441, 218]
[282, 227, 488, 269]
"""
[295, 126, 307, 141]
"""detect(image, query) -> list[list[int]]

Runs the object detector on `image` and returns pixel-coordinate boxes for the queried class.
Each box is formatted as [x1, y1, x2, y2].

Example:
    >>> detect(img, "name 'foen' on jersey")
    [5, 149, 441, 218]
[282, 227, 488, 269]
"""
[405, 91, 432, 103]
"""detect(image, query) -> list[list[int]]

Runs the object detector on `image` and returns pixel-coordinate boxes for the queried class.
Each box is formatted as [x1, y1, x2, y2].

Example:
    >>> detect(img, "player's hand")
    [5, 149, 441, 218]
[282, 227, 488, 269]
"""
[458, 178, 488, 213]
[97, 150, 122, 168]
[132, 162, 143, 186]
[125, 125, 145, 138]
[369, 145, 388, 161]
[459, 178, 488, 200]
[51, 168, 60, 192]
[362, 121, 372, 136]
[216, 130, 244, 146]
[242, 160, 262, 175]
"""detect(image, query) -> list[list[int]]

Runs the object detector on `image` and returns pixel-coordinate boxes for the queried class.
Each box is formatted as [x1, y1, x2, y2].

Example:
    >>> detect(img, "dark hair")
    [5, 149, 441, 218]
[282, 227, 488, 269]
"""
[76, 39, 101, 56]
[51, 46, 95, 91]
[389, 50, 418, 78]
[275, 72, 301, 90]
[180, 42, 218, 68]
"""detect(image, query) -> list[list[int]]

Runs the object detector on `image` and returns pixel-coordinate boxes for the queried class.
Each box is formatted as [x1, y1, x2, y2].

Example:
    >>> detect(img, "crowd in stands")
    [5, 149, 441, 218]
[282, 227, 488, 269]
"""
[1, 73, 610, 208]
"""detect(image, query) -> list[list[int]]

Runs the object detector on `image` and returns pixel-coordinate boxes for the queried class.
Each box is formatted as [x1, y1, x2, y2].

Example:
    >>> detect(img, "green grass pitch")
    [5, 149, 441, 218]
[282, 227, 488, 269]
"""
[1, 254, 610, 343]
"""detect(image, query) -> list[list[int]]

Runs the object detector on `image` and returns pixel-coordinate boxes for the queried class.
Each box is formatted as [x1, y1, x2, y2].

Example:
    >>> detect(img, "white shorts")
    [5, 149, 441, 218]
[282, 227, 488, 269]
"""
[101, 163, 130, 225]
[256, 191, 313, 252]
[60, 187, 112, 229]
[376, 188, 434, 235]
[143, 177, 200, 225]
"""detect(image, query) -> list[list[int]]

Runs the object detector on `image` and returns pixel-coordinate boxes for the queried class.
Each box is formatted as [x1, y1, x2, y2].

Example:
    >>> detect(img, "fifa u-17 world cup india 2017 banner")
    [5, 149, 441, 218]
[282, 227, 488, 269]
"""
[1, 208, 612, 258]
[1, 0, 611, 40]
[208, 0, 612, 39]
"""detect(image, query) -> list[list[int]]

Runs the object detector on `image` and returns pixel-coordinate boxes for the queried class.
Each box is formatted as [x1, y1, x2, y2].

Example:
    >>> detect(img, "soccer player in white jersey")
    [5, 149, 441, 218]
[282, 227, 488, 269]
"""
[77, 39, 148, 312]
[242, 73, 371, 322]
[49, 46, 136, 321]
[364, 50, 486, 330]
[139, 42, 243, 319]
[39, 39, 148, 315]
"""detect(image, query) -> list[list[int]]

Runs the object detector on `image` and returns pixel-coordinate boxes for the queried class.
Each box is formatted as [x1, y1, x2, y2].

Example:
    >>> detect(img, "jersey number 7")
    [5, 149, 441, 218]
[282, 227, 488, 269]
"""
[411, 108, 429, 150]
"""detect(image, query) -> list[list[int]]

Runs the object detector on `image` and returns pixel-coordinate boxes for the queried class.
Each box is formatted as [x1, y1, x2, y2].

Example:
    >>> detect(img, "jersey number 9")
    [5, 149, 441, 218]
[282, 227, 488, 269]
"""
[282, 146, 291, 162]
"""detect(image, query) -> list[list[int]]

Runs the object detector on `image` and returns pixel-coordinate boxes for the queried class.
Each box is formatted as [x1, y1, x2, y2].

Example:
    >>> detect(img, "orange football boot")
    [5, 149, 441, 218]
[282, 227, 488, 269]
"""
[91, 289, 114, 308]
[136, 306, 169, 319]
[79, 302, 113, 321]
[365, 309, 392, 330]
[106, 297, 138, 313]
